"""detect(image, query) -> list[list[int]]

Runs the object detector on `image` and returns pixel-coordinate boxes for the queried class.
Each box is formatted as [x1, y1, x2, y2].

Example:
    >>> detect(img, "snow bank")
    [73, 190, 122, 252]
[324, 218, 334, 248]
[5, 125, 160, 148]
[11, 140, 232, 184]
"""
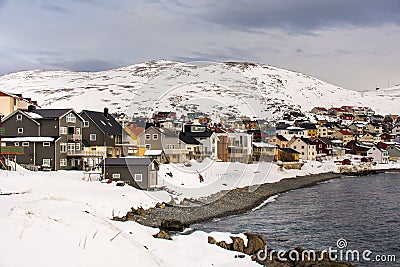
[0, 168, 258, 267]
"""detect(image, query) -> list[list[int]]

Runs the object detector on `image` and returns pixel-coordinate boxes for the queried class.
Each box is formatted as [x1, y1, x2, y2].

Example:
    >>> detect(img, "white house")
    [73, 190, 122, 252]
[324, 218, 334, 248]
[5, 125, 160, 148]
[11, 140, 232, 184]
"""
[367, 145, 389, 164]
[287, 137, 316, 161]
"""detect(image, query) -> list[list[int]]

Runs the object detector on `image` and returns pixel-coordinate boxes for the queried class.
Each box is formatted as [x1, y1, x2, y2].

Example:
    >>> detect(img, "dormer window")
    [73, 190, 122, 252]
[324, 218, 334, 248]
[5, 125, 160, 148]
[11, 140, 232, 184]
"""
[66, 113, 76, 123]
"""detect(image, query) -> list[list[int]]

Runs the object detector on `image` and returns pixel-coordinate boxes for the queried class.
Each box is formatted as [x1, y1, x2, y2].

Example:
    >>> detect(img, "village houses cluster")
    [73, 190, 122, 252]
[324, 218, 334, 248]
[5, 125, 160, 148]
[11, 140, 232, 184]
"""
[1, 90, 400, 189]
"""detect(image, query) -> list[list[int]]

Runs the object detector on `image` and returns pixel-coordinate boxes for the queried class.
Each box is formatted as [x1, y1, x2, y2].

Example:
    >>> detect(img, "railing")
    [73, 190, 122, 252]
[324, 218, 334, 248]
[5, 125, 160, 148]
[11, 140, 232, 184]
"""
[67, 151, 105, 157]
[67, 134, 82, 141]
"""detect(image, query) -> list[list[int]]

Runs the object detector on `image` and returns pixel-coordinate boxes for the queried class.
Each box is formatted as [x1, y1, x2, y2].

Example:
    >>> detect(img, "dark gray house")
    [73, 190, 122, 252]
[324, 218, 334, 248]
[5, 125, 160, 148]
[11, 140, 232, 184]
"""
[80, 108, 136, 169]
[100, 157, 158, 190]
[1, 108, 84, 170]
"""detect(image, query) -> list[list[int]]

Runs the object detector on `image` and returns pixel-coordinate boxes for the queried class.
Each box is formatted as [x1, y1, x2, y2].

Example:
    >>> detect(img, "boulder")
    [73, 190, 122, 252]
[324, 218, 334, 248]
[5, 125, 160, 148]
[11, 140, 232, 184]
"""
[153, 229, 172, 240]
[217, 241, 232, 250]
[230, 236, 245, 253]
[160, 218, 186, 232]
[136, 207, 146, 216]
[208, 236, 217, 244]
[244, 233, 265, 255]
[155, 202, 165, 209]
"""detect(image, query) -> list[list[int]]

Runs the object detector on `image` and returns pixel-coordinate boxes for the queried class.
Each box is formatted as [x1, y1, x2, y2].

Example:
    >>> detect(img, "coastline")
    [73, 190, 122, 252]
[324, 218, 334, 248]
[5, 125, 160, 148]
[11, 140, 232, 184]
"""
[131, 168, 400, 228]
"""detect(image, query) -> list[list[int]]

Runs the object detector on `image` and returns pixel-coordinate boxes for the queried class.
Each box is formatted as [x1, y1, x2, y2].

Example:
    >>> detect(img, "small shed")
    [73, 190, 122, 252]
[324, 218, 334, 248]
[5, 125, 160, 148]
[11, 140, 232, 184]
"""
[100, 157, 158, 190]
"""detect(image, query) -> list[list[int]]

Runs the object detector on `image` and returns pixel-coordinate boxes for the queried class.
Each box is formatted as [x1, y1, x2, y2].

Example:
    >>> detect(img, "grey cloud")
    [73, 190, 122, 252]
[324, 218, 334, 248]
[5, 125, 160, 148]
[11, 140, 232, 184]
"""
[42, 3, 70, 14]
[191, 0, 400, 32]
[48, 59, 120, 72]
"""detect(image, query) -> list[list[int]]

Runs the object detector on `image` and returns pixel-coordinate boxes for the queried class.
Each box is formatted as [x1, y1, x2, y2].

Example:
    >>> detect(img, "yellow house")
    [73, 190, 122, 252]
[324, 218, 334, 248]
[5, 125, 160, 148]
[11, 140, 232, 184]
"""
[0, 90, 36, 116]
[124, 124, 147, 156]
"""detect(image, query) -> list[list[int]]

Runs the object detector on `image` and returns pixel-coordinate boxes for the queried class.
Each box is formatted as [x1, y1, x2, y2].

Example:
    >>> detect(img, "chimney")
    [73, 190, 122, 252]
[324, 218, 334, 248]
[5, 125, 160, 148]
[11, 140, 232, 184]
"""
[104, 107, 109, 118]
[28, 105, 36, 112]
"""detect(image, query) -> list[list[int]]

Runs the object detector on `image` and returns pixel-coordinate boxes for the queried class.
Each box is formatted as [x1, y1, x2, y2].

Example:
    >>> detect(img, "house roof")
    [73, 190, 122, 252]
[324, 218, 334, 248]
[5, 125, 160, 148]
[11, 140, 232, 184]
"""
[280, 148, 300, 154]
[81, 110, 123, 135]
[276, 134, 288, 141]
[31, 109, 72, 118]
[338, 130, 353, 136]
[101, 157, 153, 166]
[300, 137, 315, 145]
[179, 132, 200, 145]
[1, 137, 55, 142]
[314, 137, 333, 145]
[126, 124, 145, 137]
[159, 128, 178, 138]
[144, 150, 163, 156]
[183, 130, 213, 138]
[253, 142, 276, 148]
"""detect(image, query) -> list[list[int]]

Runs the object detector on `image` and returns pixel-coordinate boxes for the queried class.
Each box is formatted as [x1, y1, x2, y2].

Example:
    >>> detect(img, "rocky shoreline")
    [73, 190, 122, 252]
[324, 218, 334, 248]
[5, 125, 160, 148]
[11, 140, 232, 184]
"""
[124, 172, 342, 227]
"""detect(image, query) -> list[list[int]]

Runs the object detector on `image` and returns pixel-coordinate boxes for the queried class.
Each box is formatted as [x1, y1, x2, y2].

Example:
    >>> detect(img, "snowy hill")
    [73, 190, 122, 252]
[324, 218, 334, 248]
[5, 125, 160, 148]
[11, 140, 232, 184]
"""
[0, 60, 399, 119]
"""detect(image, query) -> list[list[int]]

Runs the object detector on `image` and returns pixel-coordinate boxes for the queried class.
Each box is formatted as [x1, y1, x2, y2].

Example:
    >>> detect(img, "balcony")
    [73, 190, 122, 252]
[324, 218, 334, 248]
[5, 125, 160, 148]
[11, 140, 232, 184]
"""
[67, 150, 105, 157]
[68, 134, 82, 141]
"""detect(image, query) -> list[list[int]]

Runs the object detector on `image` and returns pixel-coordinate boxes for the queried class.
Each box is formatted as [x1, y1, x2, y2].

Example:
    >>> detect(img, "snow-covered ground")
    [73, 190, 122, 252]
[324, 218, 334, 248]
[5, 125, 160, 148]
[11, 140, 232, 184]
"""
[0, 166, 258, 267]
[1, 159, 399, 266]
[157, 159, 338, 201]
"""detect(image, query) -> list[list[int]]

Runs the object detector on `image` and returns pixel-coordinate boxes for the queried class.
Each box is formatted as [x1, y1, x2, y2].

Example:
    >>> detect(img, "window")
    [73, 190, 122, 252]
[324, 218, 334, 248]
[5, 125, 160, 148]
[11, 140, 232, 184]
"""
[319, 144, 322, 148]
[166, 144, 175, 149]
[67, 143, 75, 152]
[76, 128, 81, 135]
[60, 127, 67, 135]
[66, 113, 76, 123]
[60, 158, 67, 167]
[42, 159, 51, 166]
[145, 134, 151, 140]
[82, 121, 89, 128]
[14, 142, 19, 147]
[60, 143, 67, 153]
[16, 114, 22, 121]
[301, 146, 305, 149]
[90, 134, 96, 141]
[293, 146, 297, 149]
[112, 173, 120, 179]
[17, 128, 23, 134]
[22, 142, 29, 147]
[134, 174, 143, 182]
[146, 144, 151, 149]
[76, 143, 81, 151]
[153, 134, 158, 140]
[43, 142, 50, 147]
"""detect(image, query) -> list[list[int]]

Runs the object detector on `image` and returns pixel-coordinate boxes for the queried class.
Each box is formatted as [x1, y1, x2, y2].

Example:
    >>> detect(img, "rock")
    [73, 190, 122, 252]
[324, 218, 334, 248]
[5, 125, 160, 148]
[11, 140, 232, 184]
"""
[244, 233, 265, 255]
[230, 236, 245, 253]
[153, 230, 172, 240]
[208, 236, 217, 244]
[155, 202, 165, 209]
[160, 218, 186, 232]
[136, 207, 145, 216]
[217, 241, 232, 250]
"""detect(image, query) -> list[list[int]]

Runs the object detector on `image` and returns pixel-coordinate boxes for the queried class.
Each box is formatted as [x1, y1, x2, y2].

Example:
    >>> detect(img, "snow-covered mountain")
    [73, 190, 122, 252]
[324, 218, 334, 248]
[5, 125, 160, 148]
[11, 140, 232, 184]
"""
[0, 60, 399, 119]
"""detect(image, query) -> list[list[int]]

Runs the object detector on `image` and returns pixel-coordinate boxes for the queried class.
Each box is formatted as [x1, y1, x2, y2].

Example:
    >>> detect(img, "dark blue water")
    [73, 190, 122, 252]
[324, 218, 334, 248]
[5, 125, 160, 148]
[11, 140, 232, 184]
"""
[195, 172, 400, 266]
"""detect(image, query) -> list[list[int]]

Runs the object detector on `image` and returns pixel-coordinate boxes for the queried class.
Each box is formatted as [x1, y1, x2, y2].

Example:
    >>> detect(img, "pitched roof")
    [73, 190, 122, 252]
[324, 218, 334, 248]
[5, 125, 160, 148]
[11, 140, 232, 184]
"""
[81, 110, 123, 135]
[159, 128, 178, 138]
[126, 124, 145, 137]
[338, 130, 353, 136]
[280, 148, 300, 154]
[31, 109, 72, 118]
[276, 134, 288, 141]
[179, 132, 200, 145]
[101, 157, 153, 166]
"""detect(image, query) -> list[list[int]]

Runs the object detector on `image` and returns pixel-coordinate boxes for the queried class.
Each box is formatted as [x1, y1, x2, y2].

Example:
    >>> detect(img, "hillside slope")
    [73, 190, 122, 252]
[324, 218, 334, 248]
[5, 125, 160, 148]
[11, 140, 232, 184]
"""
[0, 60, 398, 119]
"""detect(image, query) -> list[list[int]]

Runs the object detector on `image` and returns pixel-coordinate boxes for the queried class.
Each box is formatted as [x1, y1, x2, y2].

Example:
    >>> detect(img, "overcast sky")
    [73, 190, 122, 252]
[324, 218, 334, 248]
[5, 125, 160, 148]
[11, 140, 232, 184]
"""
[0, 0, 399, 91]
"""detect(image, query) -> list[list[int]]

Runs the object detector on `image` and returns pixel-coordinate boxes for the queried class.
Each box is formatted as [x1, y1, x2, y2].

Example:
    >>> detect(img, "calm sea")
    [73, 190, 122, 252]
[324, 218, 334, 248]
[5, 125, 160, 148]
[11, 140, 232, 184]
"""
[194, 172, 400, 266]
